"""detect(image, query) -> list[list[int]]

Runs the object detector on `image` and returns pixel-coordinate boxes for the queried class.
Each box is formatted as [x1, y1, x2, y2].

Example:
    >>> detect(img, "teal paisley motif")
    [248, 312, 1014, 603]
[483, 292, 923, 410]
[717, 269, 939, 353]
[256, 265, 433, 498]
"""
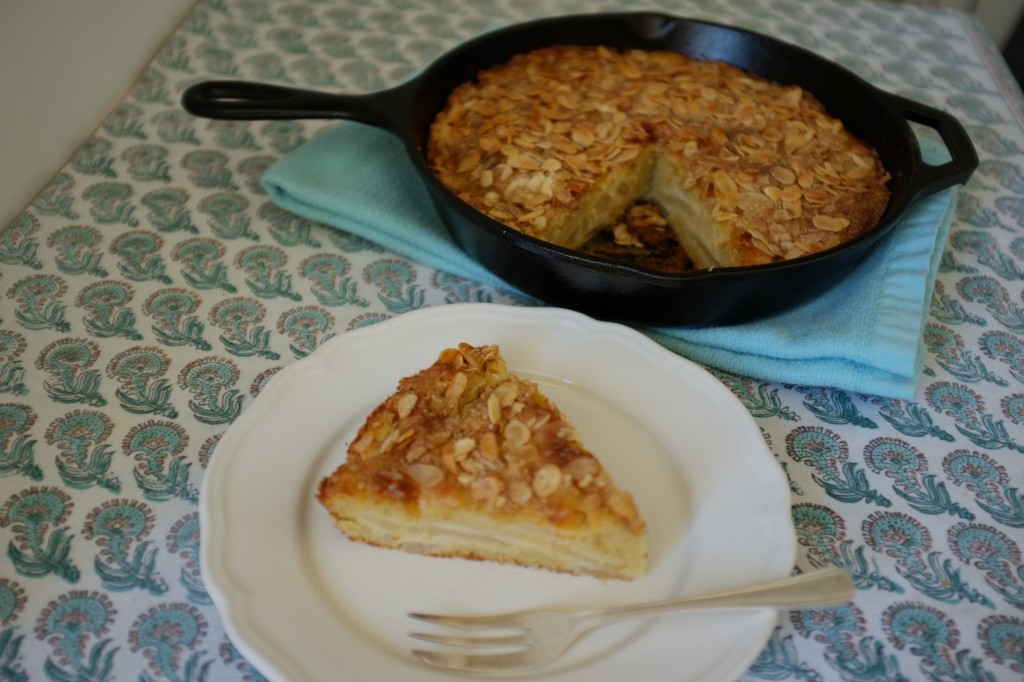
[166, 513, 209, 605]
[979, 615, 1024, 676]
[218, 22, 259, 50]
[181, 149, 238, 190]
[292, 56, 336, 86]
[35, 591, 117, 680]
[35, 338, 106, 406]
[967, 124, 1024, 158]
[171, 237, 237, 292]
[0, 331, 29, 397]
[863, 437, 973, 519]
[245, 52, 292, 82]
[236, 154, 276, 193]
[106, 346, 178, 418]
[864, 512, 991, 607]
[789, 602, 893, 681]
[31, 173, 79, 219]
[122, 144, 173, 183]
[123, 420, 196, 503]
[71, 138, 118, 178]
[276, 305, 335, 358]
[977, 159, 1024, 193]
[0, 213, 43, 271]
[868, 395, 955, 441]
[956, 276, 1015, 313]
[156, 34, 191, 72]
[930, 280, 987, 326]
[237, 0, 274, 24]
[432, 271, 494, 304]
[792, 503, 901, 592]
[786, 426, 891, 507]
[208, 120, 261, 151]
[197, 192, 257, 240]
[131, 67, 173, 106]
[312, 31, 356, 58]
[358, 34, 408, 63]
[102, 102, 146, 139]
[0, 487, 79, 582]
[267, 26, 308, 54]
[48, 224, 108, 278]
[82, 182, 139, 227]
[346, 312, 389, 330]
[944, 449, 1024, 528]
[882, 602, 995, 680]
[78, 285, 138, 346]
[197, 43, 240, 76]
[235, 245, 302, 300]
[177, 357, 245, 425]
[339, 61, 384, 91]
[142, 288, 212, 350]
[209, 297, 280, 359]
[0, 404, 41, 481]
[956, 193, 1015, 231]
[261, 201, 321, 247]
[705, 369, 800, 420]
[950, 232, 1024, 281]
[0, 577, 27, 675]
[109, 230, 173, 284]
[948, 523, 1024, 608]
[280, 4, 320, 27]
[83, 499, 167, 595]
[797, 386, 878, 428]
[926, 382, 1024, 452]
[152, 109, 201, 146]
[141, 187, 198, 234]
[979, 330, 1024, 384]
[300, 252, 368, 308]
[129, 603, 212, 682]
[922, 322, 1008, 386]
[45, 410, 119, 492]
[7, 273, 70, 333]
[994, 195, 1024, 229]
[363, 258, 424, 313]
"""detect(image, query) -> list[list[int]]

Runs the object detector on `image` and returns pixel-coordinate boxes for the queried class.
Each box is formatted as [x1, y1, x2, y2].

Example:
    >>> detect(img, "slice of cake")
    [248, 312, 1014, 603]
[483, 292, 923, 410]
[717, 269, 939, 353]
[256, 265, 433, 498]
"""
[316, 343, 647, 580]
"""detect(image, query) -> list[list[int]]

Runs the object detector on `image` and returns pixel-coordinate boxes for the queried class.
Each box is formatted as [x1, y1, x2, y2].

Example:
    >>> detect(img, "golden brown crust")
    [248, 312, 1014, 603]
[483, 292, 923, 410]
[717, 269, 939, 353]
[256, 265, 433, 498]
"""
[427, 45, 890, 269]
[316, 343, 647, 580]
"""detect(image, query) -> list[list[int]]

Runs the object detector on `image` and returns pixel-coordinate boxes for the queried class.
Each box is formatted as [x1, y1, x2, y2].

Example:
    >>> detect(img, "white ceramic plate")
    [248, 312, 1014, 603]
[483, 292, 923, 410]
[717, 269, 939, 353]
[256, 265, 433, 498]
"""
[200, 304, 795, 682]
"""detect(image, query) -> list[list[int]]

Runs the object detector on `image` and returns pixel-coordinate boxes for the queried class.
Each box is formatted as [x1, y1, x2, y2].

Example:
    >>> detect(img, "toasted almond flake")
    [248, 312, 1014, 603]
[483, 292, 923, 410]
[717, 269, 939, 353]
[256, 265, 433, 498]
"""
[407, 463, 443, 488]
[812, 214, 851, 232]
[395, 392, 418, 419]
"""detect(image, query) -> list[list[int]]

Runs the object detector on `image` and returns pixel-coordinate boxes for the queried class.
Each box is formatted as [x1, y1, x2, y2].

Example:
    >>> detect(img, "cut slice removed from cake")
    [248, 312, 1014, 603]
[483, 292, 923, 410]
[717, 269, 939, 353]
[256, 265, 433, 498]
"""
[316, 342, 647, 580]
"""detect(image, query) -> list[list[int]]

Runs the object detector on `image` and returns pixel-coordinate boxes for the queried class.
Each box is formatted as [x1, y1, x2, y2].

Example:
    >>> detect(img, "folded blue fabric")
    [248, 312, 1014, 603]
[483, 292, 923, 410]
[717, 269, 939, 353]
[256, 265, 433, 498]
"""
[264, 122, 955, 398]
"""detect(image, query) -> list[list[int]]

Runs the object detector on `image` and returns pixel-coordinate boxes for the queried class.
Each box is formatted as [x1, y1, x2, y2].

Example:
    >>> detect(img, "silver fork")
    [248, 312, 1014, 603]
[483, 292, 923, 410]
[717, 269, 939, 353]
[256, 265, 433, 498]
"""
[408, 567, 854, 674]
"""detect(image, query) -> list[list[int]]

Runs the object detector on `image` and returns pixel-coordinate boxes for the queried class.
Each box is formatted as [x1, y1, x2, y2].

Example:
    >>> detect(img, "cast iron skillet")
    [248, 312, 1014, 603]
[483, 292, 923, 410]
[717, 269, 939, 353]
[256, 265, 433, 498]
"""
[182, 12, 977, 326]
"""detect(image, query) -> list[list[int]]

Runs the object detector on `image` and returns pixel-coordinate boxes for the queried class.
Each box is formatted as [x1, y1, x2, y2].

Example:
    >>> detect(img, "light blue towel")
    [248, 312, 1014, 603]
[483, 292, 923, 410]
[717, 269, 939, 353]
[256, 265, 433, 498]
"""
[264, 122, 955, 398]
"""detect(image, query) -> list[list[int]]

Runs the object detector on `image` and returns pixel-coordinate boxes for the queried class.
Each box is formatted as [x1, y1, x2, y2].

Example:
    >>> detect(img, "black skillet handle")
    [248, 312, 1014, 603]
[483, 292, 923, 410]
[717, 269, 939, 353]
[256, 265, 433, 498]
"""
[887, 92, 979, 200]
[181, 80, 407, 134]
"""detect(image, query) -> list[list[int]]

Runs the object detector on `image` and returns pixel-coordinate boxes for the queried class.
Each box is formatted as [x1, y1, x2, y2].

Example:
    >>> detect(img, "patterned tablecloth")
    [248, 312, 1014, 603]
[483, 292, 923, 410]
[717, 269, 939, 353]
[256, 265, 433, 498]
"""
[3, 0, 1024, 680]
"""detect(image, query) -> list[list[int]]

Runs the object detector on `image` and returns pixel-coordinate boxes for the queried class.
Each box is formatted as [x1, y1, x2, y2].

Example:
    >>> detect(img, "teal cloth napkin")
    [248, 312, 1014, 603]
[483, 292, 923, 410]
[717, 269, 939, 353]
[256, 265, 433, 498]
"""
[264, 123, 955, 399]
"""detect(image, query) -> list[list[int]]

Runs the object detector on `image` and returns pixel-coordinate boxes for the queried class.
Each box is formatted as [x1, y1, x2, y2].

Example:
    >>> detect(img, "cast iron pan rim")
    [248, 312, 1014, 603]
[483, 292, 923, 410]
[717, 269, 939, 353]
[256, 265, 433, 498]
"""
[400, 11, 920, 284]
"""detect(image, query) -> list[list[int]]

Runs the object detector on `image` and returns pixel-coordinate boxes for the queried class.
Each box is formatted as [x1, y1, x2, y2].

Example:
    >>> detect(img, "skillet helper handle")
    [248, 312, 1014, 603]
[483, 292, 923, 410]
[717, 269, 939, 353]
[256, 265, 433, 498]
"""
[181, 80, 405, 133]
[889, 93, 979, 200]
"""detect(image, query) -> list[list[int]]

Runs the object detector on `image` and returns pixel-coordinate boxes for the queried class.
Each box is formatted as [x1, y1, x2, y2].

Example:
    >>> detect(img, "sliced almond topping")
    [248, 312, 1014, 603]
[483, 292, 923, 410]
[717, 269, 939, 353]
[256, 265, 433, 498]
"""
[812, 214, 851, 232]
[532, 464, 563, 498]
[407, 463, 443, 488]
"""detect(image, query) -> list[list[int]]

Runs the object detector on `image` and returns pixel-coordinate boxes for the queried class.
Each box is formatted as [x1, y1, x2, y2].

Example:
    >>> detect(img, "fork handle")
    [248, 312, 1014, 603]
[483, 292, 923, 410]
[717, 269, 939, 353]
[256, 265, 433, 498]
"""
[580, 567, 854, 628]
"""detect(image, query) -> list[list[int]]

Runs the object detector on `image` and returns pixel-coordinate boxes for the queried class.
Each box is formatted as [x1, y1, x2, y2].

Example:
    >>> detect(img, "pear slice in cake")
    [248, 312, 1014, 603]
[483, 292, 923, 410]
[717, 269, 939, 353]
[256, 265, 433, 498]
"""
[316, 342, 647, 580]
